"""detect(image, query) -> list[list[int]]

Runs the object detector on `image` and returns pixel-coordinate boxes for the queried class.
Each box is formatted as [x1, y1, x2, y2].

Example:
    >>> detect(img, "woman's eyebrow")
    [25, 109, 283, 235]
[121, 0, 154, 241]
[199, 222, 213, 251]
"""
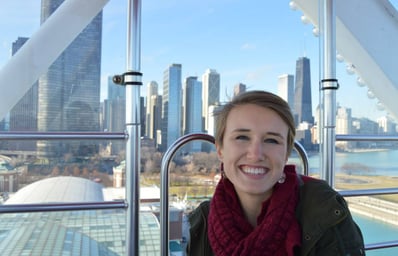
[231, 129, 285, 138]
[266, 132, 285, 139]
[231, 128, 250, 132]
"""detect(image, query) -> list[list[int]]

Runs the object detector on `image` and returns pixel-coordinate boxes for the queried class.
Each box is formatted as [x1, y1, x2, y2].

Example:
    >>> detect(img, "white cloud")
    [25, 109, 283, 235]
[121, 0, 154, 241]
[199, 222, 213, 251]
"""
[240, 43, 256, 50]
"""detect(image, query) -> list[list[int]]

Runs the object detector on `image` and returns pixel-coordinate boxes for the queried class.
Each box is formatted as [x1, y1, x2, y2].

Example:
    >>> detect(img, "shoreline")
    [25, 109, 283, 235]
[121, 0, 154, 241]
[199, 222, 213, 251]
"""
[304, 148, 396, 156]
[345, 196, 398, 227]
[340, 148, 390, 153]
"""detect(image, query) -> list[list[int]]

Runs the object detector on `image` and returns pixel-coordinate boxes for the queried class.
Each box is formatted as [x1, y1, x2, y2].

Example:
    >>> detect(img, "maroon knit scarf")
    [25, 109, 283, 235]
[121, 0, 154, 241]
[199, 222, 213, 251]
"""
[208, 166, 301, 256]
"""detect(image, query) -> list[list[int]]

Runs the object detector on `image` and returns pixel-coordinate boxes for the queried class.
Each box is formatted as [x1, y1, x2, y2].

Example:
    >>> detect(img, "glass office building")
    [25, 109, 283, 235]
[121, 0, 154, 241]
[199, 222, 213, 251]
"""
[37, 0, 102, 157]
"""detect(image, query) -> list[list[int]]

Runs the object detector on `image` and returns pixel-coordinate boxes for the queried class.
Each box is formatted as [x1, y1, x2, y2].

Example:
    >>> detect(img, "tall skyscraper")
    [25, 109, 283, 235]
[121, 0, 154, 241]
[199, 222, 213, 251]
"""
[277, 74, 294, 111]
[202, 69, 220, 133]
[148, 94, 162, 148]
[183, 76, 202, 152]
[37, 0, 102, 157]
[294, 57, 313, 126]
[161, 64, 182, 151]
[9, 37, 38, 151]
[183, 76, 202, 135]
[145, 81, 158, 138]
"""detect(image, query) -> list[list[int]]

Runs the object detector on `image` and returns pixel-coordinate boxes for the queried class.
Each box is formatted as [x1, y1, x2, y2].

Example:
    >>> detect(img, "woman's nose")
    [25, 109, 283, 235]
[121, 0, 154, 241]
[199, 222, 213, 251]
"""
[247, 141, 265, 161]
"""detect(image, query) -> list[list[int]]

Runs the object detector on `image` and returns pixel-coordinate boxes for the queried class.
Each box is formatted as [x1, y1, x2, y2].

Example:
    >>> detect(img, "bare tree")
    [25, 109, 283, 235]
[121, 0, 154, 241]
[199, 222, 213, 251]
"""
[51, 166, 60, 176]
[82, 167, 90, 178]
[72, 165, 81, 176]
[191, 152, 219, 173]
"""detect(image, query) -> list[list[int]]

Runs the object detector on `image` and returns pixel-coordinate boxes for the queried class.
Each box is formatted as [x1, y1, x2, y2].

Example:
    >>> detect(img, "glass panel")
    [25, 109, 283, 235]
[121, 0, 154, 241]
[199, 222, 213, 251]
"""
[0, 210, 129, 255]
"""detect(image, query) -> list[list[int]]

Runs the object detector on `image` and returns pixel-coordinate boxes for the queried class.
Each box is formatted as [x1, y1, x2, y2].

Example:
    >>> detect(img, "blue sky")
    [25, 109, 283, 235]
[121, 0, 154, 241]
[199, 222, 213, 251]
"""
[0, 0, 395, 121]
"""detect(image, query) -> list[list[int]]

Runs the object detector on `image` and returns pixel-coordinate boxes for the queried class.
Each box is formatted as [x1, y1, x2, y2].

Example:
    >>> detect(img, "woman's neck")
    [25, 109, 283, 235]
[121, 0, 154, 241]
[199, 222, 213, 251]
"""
[237, 190, 272, 227]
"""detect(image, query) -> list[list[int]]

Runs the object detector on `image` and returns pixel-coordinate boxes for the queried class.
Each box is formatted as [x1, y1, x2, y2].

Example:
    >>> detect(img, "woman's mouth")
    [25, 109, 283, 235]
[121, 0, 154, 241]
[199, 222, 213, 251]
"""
[240, 166, 269, 175]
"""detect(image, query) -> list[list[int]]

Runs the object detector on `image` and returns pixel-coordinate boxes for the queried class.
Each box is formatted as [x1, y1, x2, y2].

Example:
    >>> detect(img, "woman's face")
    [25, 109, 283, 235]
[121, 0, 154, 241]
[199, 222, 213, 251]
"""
[216, 104, 289, 200]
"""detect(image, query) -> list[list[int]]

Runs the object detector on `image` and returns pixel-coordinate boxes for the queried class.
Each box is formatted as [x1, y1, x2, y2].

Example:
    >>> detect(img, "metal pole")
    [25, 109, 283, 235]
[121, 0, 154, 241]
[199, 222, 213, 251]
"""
[320, 0, 337, 186]
[125, 0, 142, 255]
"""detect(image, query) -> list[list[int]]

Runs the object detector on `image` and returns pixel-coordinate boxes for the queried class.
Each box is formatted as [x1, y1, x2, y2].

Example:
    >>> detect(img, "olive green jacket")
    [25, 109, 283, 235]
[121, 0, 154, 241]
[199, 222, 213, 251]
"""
[186, 177, 365, 256]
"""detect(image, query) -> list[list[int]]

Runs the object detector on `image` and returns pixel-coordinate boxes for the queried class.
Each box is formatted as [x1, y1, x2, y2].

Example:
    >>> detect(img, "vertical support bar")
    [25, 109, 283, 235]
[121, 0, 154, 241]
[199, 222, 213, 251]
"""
[125, 0, 142, 255]
[320, 0, 337, 186]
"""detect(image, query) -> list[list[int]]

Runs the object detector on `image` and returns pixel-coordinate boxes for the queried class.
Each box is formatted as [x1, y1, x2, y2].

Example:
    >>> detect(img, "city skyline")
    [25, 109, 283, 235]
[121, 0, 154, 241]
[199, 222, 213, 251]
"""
[129, 61, 398, 152]
[1, 1, 397, 122]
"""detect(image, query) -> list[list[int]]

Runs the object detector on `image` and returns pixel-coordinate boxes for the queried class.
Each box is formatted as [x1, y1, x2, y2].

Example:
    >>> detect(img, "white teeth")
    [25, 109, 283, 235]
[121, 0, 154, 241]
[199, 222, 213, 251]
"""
[242, 167, 266, 175]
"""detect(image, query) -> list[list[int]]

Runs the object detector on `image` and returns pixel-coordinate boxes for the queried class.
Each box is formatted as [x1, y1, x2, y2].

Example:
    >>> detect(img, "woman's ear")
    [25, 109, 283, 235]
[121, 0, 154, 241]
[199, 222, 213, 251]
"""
[285, 148, 290, 163]
[215, 143, 223, 161]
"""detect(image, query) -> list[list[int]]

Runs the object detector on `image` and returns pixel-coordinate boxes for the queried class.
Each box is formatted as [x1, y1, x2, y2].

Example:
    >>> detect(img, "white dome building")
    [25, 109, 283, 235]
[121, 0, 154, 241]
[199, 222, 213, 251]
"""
[5, 176, 104, 204]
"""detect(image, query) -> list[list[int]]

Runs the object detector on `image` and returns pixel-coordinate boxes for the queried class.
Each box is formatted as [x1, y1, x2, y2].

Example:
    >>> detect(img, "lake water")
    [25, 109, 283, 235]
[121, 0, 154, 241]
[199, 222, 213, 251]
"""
[353, 213, 398, 255]
[290, 149, 398, 177]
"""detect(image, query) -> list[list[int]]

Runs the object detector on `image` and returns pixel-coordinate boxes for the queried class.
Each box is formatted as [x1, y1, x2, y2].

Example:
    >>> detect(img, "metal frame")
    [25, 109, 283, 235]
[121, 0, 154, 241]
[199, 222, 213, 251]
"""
[0, 131, 127, 140]
[160, 133, 215, 255]
[0, 201, 126, 213]
[293, 139, 310, 176]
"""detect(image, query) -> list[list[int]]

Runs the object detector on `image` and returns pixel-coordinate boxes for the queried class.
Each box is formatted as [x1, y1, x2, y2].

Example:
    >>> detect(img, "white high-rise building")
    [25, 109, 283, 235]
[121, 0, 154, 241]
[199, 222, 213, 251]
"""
[145, 81, 158, 138]
[377, 116, 396, 134]
[207, 104, 223, 137]
[202, 69, 220, 133]
[336, 106, 353, 149]
[277, 74, 294, 111]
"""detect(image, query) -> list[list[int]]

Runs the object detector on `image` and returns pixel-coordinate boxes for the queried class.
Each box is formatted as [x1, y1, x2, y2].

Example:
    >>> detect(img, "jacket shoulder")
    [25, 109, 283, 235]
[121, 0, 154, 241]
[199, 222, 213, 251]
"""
[186, 200, 213, 256]
[297, 177, 365, 256]
[188, 200, 210, 229]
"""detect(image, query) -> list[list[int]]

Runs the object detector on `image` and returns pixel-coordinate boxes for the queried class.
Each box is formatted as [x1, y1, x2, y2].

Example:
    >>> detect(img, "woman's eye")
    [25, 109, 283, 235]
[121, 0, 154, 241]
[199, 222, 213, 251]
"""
[236, 135, 249, 140]
[264, 138, 279, 144]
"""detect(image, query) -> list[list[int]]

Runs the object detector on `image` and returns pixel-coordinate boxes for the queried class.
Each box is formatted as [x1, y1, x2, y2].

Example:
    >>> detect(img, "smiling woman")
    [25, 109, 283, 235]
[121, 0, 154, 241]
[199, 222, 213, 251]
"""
[185, 90, 365, 256]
